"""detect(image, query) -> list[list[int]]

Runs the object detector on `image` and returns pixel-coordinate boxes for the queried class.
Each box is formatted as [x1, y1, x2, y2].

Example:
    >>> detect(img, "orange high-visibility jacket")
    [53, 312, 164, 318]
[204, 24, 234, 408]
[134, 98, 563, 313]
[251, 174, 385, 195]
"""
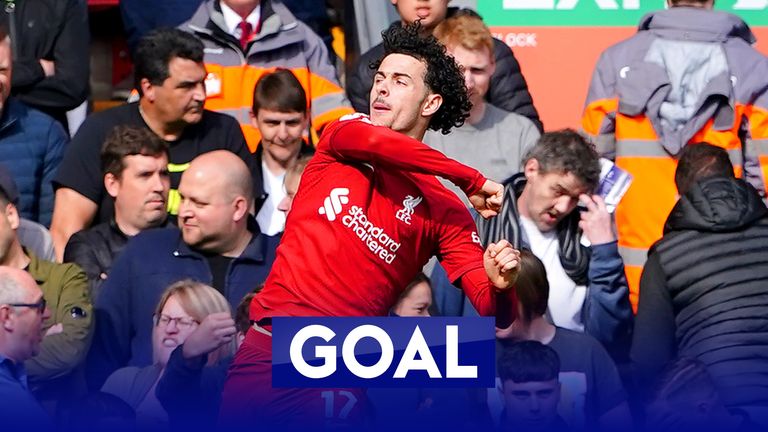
[182, 0, 353, 152]
[582, 8, 768, 311]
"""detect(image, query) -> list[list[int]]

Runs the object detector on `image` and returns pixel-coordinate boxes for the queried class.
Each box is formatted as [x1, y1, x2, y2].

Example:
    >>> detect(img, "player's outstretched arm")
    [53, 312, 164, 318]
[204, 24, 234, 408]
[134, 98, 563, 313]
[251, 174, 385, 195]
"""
[457, 240, 520, 327]
[483, 240, 520, 290]
[469, 180, 504, 219]
[323, 117, 486, 196]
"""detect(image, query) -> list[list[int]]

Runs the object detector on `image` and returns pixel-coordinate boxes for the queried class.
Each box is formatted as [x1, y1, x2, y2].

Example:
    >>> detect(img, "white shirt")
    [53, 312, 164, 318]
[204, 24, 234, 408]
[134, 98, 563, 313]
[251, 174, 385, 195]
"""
[256, 161, 287, 236]
[519, 216, 586, 332]
[220, 2, 261, 38]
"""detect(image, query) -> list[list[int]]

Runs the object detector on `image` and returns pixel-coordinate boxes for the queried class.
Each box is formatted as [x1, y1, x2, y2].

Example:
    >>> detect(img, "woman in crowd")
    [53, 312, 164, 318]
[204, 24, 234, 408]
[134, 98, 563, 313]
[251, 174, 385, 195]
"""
[101, 280, 236, 431]
[391, 272, 434, 317]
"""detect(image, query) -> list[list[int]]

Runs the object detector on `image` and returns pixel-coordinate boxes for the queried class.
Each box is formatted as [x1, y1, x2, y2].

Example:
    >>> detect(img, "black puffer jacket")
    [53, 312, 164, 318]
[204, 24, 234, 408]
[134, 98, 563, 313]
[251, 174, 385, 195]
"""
[632, 177, 768, 408]
[346, 10, 542, 132]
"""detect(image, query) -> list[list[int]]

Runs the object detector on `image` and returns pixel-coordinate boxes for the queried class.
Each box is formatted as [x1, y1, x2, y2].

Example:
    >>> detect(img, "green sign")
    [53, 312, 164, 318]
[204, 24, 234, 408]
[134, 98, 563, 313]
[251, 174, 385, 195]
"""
[478, 0, 768, 26]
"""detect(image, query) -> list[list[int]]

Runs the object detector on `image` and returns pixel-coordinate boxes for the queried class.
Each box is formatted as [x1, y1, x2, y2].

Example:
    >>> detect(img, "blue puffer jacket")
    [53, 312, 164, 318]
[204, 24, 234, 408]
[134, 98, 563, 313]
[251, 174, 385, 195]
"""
[0, 97, 68, 226]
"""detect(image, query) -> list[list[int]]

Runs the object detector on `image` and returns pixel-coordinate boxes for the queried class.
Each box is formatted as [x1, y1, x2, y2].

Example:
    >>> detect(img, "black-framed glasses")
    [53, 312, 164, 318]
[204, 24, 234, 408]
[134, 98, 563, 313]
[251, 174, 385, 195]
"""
[153, 314, 198, 330]
[7, 296, 46, 314]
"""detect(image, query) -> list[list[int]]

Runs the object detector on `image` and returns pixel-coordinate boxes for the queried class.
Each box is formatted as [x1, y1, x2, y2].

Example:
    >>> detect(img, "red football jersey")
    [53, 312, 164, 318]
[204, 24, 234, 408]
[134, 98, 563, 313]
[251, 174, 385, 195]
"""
[251, 114, 494, 319]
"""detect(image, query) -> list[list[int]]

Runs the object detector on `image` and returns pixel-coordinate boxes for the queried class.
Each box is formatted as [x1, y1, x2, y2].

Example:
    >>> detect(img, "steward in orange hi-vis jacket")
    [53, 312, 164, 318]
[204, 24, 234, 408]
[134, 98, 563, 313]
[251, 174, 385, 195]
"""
[181, 0, 353, 152]
[582, 7, 768, 311]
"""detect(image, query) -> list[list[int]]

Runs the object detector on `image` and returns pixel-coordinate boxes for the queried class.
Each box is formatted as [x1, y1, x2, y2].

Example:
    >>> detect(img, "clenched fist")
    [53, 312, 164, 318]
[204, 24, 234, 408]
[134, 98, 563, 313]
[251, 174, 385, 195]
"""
[483, 240, 521, 290]
[181, 312, 237, 359]
[469, 179, 504, 219]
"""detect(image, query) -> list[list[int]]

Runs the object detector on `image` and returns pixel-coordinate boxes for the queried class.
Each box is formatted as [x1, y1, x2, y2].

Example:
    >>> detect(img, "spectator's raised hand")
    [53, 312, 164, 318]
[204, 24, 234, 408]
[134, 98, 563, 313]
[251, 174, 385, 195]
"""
[469, 180, 503, 219]
[483, 240, 520, 290]
[181, 312, 236, 359]
[578, 194, 615, 245]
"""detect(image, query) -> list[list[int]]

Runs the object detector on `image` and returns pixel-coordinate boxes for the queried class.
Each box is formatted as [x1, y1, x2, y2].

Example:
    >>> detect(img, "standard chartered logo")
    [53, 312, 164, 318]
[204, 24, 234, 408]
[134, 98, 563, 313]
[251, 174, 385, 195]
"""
[318, 186, 401, 263]
[319, 188, 350, 222]
[342, 206, 401, 264]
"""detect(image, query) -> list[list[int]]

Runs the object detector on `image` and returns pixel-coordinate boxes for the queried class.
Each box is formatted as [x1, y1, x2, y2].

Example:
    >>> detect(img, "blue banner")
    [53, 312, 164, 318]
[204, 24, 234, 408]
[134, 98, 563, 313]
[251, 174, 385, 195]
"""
[272, 317, 496, 388]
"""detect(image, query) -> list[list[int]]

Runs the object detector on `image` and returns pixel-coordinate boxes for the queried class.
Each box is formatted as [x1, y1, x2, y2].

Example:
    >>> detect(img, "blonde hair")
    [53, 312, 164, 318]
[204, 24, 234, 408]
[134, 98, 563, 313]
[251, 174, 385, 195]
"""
[433, 14, 494, 59]
[155, 279, 236, 365]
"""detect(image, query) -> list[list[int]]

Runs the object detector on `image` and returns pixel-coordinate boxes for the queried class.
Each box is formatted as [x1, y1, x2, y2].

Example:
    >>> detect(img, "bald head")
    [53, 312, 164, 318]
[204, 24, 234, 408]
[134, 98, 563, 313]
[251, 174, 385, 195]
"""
[177, 151, 255, 256]
[186, 151, 253, 203]
[0, 266, 48, 363]
[0, 266, 38, 305]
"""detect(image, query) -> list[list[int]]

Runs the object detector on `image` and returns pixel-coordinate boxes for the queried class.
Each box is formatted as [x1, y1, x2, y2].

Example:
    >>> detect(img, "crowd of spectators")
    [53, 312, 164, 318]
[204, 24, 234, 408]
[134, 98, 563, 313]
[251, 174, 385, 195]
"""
[0, 0, 767, 431]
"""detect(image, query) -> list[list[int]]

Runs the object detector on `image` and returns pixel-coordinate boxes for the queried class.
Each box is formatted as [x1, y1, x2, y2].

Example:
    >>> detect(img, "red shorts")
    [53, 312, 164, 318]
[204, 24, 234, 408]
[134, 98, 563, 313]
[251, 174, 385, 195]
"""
[219, 327, 367, 429]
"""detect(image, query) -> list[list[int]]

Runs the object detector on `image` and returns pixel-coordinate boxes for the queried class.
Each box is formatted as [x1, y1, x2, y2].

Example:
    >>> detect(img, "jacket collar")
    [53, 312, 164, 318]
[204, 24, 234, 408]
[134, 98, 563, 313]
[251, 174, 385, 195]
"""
[108, 218, 130, 241]
[172, 216, 266, 262]
[638, 8, 756, 44]
[0, 353, 28, 387]
[186, 0, 304, 57]
[109, 217, 170, 240]
[615, 61, 735, 155]
[0, 98, 21, 134]
[25, 249, 49, 285]
[665, 177, 768, 234]
[253, 139, 315, 198]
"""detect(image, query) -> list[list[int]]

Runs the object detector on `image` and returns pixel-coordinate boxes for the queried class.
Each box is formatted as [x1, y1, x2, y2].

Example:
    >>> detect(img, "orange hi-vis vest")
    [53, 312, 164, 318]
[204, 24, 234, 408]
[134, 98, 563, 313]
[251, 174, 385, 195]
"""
[183, 0, 353, 152]
[584, 105, 748, 311]
[582, 8, 768, 312]
[202, 64, 350, 150]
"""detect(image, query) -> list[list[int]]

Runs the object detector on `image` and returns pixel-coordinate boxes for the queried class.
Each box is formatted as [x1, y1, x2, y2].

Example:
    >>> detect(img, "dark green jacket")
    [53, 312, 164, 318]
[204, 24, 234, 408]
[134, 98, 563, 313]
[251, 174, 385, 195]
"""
[24, 250, 93, 394]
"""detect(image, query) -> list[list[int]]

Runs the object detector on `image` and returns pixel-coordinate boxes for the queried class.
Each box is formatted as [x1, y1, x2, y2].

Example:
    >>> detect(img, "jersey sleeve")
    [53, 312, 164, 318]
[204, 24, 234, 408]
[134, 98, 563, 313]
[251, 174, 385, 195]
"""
[432, 202, 517, 325]
[319, 115, 486, 196]
[456, 268, 517, 328]
[434, 204, 485, 283]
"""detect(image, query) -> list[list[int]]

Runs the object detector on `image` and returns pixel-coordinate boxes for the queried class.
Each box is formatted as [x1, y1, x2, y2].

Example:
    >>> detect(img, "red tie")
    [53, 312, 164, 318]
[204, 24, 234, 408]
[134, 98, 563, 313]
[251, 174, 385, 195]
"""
[239, 21, 253, 51]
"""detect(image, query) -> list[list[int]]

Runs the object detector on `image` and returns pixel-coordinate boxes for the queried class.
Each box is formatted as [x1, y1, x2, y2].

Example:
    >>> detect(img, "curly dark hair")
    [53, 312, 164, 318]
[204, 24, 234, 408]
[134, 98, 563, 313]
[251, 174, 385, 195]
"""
[371, 22, 471, 135]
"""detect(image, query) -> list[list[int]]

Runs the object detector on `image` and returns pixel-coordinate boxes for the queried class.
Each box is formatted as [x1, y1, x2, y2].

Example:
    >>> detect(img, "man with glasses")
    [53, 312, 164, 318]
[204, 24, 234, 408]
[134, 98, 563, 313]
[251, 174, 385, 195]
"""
[0, 173, 92, 407]
[0, 266, 54, 427]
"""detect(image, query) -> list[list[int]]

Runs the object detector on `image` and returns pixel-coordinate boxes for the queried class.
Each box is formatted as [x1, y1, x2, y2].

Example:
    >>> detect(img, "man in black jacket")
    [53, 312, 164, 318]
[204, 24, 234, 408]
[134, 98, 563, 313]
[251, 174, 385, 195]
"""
[5, 0, 89, 131]
[63, 126, 170, 296]
[632, 143, 768, 418]
[346, 2, 542, 132]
